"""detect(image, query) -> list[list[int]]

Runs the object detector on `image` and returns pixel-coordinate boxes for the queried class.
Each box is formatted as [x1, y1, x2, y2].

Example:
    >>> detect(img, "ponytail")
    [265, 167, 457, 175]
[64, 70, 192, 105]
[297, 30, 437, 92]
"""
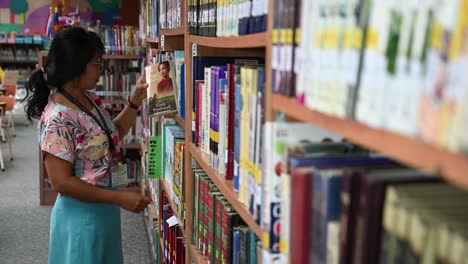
[24, 68, 50, 121]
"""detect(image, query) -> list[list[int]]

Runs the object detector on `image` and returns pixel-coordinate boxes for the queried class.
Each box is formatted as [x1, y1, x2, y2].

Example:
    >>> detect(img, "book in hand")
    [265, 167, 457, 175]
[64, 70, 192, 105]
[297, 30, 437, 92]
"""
[146, 62, 178, 116]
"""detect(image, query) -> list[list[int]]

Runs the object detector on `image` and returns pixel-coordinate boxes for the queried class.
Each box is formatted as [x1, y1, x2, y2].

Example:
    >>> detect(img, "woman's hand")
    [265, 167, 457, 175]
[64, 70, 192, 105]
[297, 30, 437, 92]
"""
[116, 191, 152, 213]
[129, 71, 148, 106]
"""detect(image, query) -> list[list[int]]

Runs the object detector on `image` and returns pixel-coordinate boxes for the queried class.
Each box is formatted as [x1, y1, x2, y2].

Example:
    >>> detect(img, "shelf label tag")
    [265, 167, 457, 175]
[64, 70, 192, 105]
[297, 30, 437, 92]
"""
[166, 215, 178, 227]
[192, 43, 198, 56]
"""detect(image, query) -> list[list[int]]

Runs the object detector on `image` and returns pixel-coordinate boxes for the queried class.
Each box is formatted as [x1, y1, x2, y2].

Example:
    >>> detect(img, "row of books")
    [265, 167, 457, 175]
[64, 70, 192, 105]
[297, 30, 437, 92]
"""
[87, 23, 140, 56]
[191, 168, 261, 264]
[141, 0, 160, 39]
[0, 67, 34, 84]
[142, 178, 161, 263]
[0, 32, 45, 45]
[95, 61, 141, 101]
[123, 158, 142, 187]
[188, 0, 268, 37]
[160, 0, 183, 30]
[145, 51, 185, 117]
[161, 196, 186, 264]
[142, 115, 186, 220]
[191, 58, 266, 222]
[275, 138, 468, 264]
[0, 47, 40, 62]
[273, 0, 468, 154]
[162, 118, 185, 218]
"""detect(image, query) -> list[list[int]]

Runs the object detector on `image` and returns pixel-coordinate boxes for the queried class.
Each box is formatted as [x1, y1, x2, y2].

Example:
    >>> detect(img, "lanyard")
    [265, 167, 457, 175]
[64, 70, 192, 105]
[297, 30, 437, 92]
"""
[58, 89, 117, 155]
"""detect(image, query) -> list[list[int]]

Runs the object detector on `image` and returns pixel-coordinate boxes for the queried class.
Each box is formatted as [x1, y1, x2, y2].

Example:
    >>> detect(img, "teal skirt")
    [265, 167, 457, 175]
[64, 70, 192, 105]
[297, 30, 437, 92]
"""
[48, 195, 123, 264]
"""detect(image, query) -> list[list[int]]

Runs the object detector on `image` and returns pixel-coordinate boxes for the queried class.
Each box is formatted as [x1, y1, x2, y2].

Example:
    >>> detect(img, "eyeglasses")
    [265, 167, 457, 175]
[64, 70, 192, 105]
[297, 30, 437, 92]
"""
[90, 58, 103, 72]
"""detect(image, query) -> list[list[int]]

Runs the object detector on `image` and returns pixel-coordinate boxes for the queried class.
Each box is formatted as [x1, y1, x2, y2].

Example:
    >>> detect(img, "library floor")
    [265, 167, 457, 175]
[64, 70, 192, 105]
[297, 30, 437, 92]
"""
[0, 123, 152, 264]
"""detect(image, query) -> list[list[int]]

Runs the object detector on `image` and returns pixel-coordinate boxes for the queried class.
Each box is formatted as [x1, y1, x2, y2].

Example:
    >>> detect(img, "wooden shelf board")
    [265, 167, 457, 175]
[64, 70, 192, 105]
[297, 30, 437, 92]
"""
[189, 32, 268, 48]
[0, 60, 36, 64]
[189, 245, 207, 264]
[102, 54, 139, 60]
[188, 144, 263, 237]
[160, 28, 185, 36]
[144, 216, 158, 264]
[160, 237, 164, 257]
[173, 114, 185, 130]
[272, 94, 468, 188]
[120, 143, 141, 149]
[160, 179, 185, 235]
[147, 37, 159, 43]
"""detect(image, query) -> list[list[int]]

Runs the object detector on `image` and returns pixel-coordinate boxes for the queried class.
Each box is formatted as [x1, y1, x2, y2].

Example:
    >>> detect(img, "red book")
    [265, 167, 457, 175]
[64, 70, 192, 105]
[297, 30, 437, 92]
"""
[225, 64, 235, 180]
[199, 176, 206, 254]
[290, 167, 313, 264]
[207, 191, 213, 261]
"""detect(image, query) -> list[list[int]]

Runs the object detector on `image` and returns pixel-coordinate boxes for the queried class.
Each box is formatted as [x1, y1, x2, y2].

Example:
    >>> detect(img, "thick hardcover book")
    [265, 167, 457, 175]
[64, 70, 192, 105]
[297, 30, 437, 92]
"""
[239, 226, 250, 264]
[222, 200, 242, 264]
[233, 227, 241, 264]
[350, 169, 439, 264]
[262, 122, 336, 252]
[290, 167, 313, 264]
[208, 190, 222, 262]
[226, 64, 236, 180]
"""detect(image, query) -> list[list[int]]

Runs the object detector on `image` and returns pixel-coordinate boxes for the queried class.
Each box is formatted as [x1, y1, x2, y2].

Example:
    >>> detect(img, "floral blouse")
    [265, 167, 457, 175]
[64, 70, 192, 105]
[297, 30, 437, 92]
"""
[38, 92, 121, 187]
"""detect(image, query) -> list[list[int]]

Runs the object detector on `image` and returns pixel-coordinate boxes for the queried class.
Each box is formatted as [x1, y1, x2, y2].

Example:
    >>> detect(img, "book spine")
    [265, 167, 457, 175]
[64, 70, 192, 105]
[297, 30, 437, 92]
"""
[226, 64, 236, 180]
[215, 197, 223, 264]
[290, 168, 313, 264]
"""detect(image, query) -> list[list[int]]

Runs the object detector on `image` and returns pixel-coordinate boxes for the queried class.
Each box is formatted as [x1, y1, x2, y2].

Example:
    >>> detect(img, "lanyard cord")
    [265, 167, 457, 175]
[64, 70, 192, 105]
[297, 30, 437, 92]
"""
[58, 89, 118, 187]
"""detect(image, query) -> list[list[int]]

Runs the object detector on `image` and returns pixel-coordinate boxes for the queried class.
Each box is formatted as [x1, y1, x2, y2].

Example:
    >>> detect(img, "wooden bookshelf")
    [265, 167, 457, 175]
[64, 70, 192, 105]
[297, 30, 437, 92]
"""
[144, 216, 158, 264]
[189, 244, 207, 264]
[172, 114, 185, 130]
[120, 143, 141, 149]
[147, 36, 159, 43]
[102, 54, 139, 60]
[159, 237, 164, 256]
[0, 60, 37, 64]
[161, 28, 185, 36]
[272, 94, 468, 189]
[188, 144, 263, 237]
[189, 33, 268, 48]
[160, 179, 185, 235]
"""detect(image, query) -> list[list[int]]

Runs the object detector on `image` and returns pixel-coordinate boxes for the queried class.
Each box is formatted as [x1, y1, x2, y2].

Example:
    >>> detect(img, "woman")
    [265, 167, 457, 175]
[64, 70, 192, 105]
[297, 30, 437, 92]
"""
[24, 27, 150, 264]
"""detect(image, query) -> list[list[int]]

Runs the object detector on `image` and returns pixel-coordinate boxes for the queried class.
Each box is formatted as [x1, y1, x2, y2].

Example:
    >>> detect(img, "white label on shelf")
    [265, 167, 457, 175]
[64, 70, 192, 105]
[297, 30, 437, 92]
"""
[166, 215, 178, 227]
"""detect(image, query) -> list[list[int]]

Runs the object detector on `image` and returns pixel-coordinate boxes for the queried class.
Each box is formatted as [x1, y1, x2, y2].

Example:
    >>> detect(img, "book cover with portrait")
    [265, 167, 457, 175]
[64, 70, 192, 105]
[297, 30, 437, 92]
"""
[145, 61, 177, 116]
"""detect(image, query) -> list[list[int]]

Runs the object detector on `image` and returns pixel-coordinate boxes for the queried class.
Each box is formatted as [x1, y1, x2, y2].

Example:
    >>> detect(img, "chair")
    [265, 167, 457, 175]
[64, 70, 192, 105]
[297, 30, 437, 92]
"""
[0, 95, 16, 142]
[0, 103, 13, 171]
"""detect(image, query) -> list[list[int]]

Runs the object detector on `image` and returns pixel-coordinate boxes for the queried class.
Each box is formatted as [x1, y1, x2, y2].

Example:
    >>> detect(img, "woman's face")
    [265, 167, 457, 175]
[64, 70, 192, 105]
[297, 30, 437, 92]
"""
[79, 55, 102, 90]
[159, 64, 170, 78]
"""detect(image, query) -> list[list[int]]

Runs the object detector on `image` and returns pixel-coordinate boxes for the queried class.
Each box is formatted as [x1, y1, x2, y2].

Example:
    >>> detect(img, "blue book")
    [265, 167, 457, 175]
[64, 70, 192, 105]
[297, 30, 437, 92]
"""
[233, 228, 241, 264]
[179, 64, 185, 118]
[290, 155, 399, 169]
[233, 65, 242, 192]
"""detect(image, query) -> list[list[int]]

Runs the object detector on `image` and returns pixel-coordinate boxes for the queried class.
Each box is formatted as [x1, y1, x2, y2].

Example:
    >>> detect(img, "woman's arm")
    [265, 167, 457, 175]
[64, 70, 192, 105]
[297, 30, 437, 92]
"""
[44, 153, 151, 213]
[113, 74, 148, 138]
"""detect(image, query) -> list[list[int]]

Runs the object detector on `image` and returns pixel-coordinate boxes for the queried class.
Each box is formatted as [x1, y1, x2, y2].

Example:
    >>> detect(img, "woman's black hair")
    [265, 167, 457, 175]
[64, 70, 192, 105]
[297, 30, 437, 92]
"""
[24, 27, 104, 120]
[158, 61, 170, 71]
